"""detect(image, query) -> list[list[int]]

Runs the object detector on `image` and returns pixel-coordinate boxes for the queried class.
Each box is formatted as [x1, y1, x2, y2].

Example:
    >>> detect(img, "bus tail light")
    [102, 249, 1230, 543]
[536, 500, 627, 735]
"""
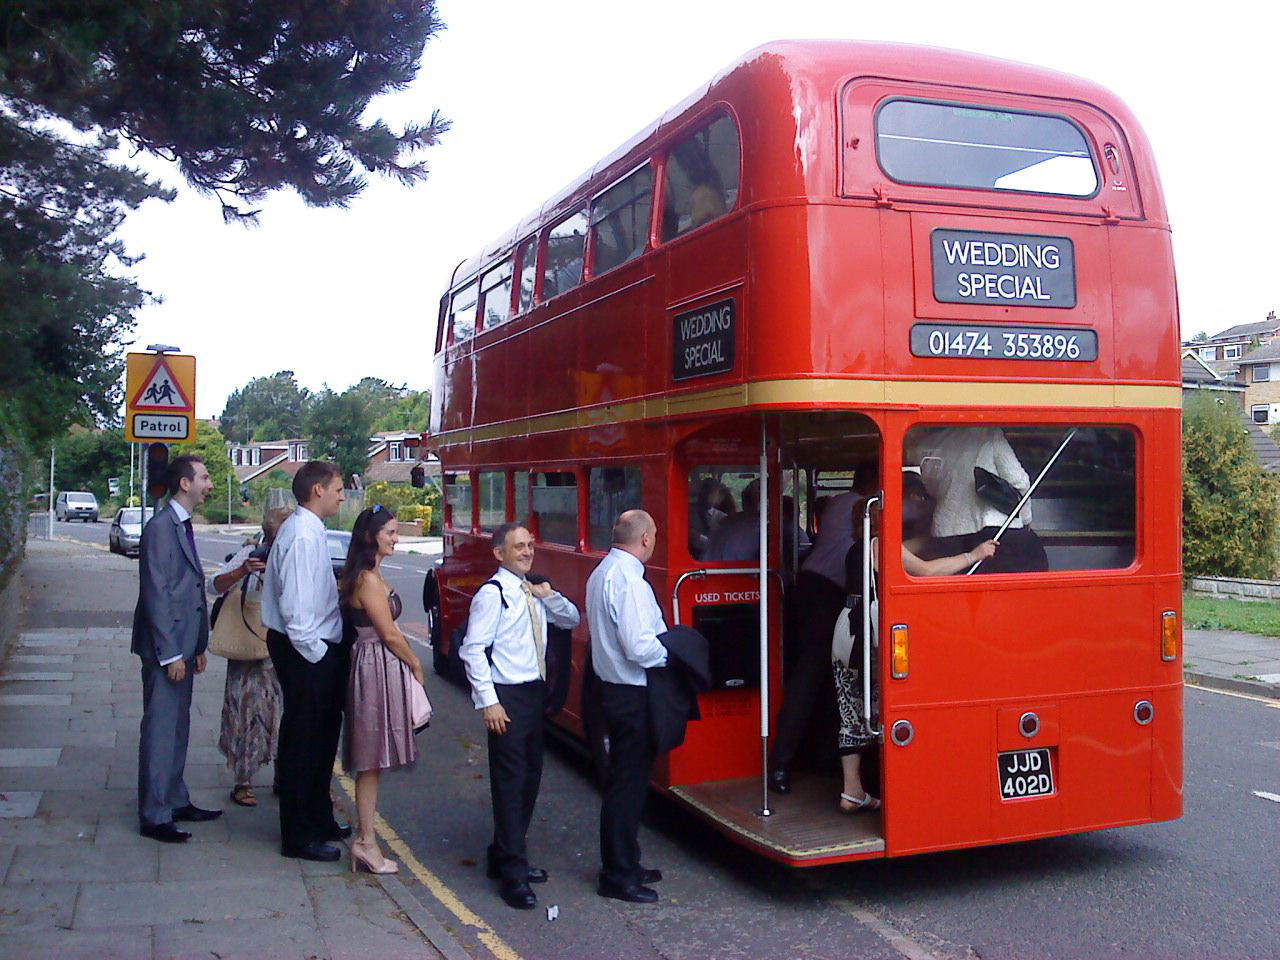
[891, 625, 909, 679]
[1160, 610, 1178, 662]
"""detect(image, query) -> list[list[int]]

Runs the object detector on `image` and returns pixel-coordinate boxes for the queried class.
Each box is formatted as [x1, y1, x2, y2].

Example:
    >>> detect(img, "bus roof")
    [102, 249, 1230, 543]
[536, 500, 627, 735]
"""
[449, 39, 1159, 290]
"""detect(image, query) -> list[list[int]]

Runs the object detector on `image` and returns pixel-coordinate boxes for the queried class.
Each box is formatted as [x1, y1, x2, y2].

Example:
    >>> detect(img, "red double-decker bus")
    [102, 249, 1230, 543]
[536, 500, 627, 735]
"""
[428, 40, 1182, 866]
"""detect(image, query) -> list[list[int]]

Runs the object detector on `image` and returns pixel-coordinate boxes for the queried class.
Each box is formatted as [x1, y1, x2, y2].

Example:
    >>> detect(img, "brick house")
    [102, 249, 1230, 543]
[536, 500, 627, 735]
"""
[1236, 340, 1280, 427]
[227, 439, 310, 483]
[1182, 311, 1280, 379]
[363, 431, 439, 487]
[1182, 349, 1280, 471]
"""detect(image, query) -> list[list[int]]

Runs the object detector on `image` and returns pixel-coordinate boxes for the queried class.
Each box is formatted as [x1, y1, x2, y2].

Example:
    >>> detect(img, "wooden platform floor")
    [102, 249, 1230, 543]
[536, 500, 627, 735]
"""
[670, 774, 884, 862]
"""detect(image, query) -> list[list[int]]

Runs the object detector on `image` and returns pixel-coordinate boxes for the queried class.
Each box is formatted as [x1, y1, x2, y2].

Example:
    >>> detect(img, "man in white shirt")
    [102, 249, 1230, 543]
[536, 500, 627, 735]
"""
[461, 522, 580, 910]
[585, 509, 668, 904]
[262, 460, 350, 862]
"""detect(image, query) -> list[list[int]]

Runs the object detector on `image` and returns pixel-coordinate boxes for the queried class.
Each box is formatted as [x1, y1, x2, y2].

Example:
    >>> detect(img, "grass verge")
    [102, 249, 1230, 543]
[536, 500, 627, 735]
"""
[1183, 591, 1280, 637]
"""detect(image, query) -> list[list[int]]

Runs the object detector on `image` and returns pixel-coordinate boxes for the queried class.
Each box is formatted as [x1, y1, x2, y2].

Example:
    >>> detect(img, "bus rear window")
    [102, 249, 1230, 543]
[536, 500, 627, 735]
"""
[876, 100, 1098, 198]
[902, 426, 1135, 574]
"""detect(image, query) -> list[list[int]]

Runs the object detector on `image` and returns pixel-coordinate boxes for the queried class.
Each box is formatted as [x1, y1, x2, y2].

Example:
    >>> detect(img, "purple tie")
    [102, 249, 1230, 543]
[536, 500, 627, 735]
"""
[183, 518, 199, 563]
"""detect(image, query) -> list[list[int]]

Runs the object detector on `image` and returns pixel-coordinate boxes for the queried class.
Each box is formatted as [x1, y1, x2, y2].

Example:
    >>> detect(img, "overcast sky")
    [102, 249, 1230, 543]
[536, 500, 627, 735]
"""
[116, 0, 1278, 419]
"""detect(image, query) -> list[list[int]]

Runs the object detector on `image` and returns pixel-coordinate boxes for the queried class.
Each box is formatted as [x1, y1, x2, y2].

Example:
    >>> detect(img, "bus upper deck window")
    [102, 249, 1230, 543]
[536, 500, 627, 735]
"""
[515, 236, 537, 314]
[590, 164, 653, 275]
[481, 259, 514, 329]
[876, 100, 1099, 198]
[662, 113, 740, 241]
[542, 209, 588, 301]
[449, 281, 478, 343]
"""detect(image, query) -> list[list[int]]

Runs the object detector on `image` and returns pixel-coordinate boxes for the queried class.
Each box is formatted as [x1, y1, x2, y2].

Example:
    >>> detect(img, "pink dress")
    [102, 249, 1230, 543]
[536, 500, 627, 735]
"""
[343, 591, 418, 773]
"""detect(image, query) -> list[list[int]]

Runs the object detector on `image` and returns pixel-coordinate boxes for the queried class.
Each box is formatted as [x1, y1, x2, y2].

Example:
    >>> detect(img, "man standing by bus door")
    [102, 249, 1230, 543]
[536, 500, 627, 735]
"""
[461, 522, 580, 910]
[586, 510, 669, 903]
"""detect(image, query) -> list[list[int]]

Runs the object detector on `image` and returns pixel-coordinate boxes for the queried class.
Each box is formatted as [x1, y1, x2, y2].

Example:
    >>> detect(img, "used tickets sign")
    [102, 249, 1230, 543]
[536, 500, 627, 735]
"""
[932, 229, 1076, 309]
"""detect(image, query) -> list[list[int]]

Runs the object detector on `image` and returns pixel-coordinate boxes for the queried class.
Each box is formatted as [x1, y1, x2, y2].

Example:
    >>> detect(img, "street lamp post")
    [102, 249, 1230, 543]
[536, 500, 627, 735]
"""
[47, 445, 55, 540]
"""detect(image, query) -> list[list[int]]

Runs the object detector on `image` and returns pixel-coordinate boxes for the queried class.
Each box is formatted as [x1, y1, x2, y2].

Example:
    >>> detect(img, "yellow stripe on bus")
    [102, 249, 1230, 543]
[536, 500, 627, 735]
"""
[430, 378, 1181, 446]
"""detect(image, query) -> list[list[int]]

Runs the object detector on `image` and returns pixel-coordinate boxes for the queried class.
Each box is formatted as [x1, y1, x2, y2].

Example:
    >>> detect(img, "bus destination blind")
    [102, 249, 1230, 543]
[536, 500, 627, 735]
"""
[932, 229, 1076, 308]
[673, 298, 736, 381]
[911, 323, 1098, 361]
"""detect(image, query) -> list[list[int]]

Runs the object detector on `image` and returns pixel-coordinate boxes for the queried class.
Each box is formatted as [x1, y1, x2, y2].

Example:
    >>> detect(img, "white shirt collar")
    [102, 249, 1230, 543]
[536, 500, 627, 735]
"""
[608, 547, 644, 577]
[170, 500, 191, 523]
[494, 565, 526, 588]
[295, 505, 324, 530]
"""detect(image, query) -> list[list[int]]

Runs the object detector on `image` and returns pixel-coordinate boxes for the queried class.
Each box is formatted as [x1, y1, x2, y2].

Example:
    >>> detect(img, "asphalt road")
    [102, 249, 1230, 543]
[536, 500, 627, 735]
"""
[374, 658, 1280, 960]
[29, 519, 1279, 959]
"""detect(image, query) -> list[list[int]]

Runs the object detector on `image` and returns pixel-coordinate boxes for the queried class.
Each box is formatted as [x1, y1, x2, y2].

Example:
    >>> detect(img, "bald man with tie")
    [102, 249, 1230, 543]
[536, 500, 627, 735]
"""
[461, 522, 580, 910]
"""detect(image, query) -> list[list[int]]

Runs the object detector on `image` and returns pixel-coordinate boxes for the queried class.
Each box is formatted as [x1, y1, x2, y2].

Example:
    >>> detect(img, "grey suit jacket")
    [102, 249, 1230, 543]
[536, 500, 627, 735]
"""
[130, 503, 210, 663]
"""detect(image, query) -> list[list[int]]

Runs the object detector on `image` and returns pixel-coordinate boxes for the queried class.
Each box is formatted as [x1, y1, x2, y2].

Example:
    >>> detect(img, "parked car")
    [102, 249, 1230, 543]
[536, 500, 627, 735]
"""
[55, 491, 99, 522]
[327, 530, 352, 578]
[249, 528, 351, 578]
[109, 507, 150, 556]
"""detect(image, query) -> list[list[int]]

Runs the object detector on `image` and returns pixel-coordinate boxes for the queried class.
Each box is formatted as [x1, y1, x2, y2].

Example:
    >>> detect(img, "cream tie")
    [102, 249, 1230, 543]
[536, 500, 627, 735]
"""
[521, 580, 546, 680]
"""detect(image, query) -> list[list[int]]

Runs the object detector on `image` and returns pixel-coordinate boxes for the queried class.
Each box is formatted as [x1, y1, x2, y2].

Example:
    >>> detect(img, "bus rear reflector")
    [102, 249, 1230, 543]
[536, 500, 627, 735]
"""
[891, 625, 909, 679]
[1161, 610, 1178, 662]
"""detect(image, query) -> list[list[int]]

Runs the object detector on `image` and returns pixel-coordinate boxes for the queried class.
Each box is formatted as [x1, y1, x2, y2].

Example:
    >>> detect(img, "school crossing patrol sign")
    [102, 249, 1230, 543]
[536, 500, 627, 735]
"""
[125, 352, 197, 443]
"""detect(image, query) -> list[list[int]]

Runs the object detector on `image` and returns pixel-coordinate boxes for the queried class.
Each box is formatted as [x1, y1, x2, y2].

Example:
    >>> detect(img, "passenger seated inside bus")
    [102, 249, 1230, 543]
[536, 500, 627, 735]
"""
[913, 426, 1047, 574]
[689, 476, 736, 559]
[704, 479, 760, 562]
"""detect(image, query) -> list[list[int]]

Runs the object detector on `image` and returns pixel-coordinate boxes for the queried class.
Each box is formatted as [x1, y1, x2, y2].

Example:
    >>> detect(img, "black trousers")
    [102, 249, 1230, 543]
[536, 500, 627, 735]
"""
[267, 630, 347, 851]
[487, 680, 546, 884]
[599, 682, 656, 888]
[770, 570, 845, 771]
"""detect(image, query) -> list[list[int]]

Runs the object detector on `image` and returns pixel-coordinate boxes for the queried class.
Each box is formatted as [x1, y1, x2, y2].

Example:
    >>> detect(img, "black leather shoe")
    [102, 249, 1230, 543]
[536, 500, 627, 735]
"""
[172, 803, 223, 822]
[597, 879, 659, 903]
[500, 881, 536, 909]
[281, 841, 341, 862]
[140, 822, 191, 843]
[486, 858, 548, 884]
[639, 867, 663, 885]
[767, 768, 791, 795]
[322, 821, 353, 841]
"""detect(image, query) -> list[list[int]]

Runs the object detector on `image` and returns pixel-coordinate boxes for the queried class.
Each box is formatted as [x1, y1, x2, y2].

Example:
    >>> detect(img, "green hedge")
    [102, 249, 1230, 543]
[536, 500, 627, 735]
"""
[1183, 393, 1280, 578]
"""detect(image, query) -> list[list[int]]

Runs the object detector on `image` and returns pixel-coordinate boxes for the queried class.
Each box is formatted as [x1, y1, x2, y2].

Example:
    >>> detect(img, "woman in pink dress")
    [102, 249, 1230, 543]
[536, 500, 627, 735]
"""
[338, 506, 425, 874]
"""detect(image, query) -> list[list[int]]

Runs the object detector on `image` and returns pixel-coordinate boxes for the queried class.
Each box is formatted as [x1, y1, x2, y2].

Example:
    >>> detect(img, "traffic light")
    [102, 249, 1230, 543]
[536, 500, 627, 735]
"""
[410, 465, 425, 488]
[146, 442, 169, 499]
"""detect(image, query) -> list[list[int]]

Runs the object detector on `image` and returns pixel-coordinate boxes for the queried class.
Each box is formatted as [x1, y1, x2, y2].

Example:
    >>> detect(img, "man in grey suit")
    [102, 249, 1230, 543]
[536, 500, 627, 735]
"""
[131, 453, 221, 842]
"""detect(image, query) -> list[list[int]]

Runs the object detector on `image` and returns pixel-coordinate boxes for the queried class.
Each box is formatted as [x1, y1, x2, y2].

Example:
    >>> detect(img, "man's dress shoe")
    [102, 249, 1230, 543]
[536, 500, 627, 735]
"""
[487, 861, 548, 884]
[767, 768, 791, 795]
[140, 822, 191, 843]
[323, 821, 353, 841]
[172, 804, 223, 822]
[282, 841, 342, 862]
[597, 879, 659, 903]
[639, 867, 663, 884]
[500, 881, 537, 909]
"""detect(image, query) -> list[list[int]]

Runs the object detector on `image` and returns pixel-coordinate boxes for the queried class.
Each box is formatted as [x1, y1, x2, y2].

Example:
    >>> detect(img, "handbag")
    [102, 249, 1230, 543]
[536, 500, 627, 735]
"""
[403, 664, 432, 733]
[208, 580, 269, 661]
[832, 566, 879, 669]
[974, 465, 1023, 516]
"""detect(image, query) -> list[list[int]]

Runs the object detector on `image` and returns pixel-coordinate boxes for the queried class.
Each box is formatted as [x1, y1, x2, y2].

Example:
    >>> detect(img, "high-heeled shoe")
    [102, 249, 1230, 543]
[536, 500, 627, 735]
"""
[839, 791, 881, 814]
[350, 841, 399, 875]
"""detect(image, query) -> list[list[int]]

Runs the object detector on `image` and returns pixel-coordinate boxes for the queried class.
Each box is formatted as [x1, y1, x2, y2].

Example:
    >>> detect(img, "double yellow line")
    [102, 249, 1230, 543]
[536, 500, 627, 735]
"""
[334, 768, 522, 960]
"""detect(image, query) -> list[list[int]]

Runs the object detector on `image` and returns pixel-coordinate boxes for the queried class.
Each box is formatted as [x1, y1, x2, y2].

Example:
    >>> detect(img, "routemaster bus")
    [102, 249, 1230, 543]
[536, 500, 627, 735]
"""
[427, 40, 1182, 866]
